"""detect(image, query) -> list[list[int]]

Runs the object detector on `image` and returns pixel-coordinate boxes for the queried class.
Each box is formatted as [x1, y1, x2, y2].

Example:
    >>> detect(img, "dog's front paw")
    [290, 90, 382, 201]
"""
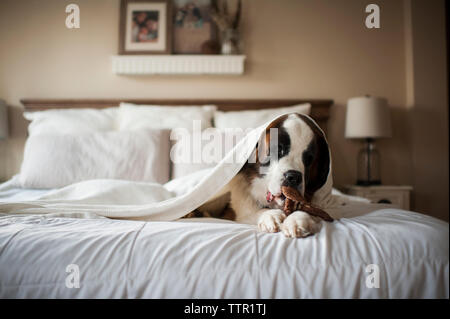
[281, 211, 322, 238]
[257, 209, 286, 233]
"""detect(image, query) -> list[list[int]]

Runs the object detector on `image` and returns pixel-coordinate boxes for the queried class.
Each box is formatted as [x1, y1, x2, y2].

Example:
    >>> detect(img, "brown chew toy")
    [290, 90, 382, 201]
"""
[281, 186, 334, 222]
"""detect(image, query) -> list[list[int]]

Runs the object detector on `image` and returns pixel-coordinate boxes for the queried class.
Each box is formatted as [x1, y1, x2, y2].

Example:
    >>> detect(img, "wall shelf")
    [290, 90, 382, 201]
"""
[111, 55, 246, 75]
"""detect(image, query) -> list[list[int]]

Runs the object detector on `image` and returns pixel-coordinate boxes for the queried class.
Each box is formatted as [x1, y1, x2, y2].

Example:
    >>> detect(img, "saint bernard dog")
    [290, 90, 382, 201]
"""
[197, 113, 331, 238]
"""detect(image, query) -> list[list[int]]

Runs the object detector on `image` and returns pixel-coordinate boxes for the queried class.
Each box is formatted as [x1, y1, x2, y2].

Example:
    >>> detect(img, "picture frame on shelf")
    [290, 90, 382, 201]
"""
[119, 0, 172, 54]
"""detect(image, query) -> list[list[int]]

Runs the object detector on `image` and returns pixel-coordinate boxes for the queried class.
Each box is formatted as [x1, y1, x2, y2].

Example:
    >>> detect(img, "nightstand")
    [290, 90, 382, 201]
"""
[342, 185, 413, 210]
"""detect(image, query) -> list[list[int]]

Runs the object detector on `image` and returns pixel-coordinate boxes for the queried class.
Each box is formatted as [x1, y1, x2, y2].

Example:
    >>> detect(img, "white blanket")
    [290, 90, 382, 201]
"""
[0, 115, 335, 220]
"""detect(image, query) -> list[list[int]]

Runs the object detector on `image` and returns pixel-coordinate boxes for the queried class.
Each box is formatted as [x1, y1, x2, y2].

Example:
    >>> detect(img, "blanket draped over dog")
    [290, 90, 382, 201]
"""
[0, 114, 336, 221]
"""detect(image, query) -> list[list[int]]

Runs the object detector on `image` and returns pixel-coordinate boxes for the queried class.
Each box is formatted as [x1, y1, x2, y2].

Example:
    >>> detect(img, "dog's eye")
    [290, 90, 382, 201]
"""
[278, 145, 288, 158]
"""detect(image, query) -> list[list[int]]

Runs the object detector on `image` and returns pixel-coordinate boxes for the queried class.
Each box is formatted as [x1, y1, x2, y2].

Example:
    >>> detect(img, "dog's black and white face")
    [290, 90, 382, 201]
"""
[241, 113, 330, 210]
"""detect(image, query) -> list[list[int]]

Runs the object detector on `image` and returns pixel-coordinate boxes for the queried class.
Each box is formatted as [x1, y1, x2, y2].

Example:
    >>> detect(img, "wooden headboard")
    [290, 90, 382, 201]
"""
[20, 98, 333, 130]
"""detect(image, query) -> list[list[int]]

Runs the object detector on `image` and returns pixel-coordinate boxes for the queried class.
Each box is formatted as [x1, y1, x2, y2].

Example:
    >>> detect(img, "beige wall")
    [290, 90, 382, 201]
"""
[0, 0, 447, 220]
[405, 0, 449, 220]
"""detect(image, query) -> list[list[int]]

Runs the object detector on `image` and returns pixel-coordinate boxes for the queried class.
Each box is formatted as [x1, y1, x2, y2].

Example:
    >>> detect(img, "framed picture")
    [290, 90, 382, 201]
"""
[119, 0, 172, 54]
[173, 0, 218, 54]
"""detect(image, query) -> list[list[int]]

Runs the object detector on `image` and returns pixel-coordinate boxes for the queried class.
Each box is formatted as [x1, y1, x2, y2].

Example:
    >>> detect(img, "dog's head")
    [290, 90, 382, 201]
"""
[241, 113, 331, 209]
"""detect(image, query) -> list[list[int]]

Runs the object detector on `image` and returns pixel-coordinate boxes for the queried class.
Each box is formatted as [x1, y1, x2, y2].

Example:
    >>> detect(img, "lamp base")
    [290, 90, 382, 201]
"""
[356, 179, 381, 186]
[356, 138, 381, 187]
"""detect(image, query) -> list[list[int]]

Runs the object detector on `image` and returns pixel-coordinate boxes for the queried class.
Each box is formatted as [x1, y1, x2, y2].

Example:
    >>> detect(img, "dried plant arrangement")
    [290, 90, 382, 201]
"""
[210, 0, 242, 32]
[210, 0, 242, 54]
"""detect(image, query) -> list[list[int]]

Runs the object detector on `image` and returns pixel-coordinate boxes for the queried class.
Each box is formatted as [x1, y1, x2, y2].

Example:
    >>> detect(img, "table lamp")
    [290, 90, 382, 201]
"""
[0, 100, 8, 139]
[345, 96, 391, 186]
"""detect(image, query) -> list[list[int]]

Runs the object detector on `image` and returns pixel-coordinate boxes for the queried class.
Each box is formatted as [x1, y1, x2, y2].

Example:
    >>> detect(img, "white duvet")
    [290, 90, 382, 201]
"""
[0, 200, 448, 298]
[0, 115, 448, 298]
[0, 115, 335, 220]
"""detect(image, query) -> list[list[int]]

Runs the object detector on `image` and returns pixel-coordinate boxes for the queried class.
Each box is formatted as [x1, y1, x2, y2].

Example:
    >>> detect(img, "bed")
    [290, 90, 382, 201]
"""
[0, 99, 448, 299]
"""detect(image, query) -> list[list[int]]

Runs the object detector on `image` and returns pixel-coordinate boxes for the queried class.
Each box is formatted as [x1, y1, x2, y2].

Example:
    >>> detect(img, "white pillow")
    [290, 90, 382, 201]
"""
[23, 108, 118, 136]
[17, 129, 171, 189]
[118, 103, 217, 131]
[213, 103, 311, 129]
[170, 128, 248, 179]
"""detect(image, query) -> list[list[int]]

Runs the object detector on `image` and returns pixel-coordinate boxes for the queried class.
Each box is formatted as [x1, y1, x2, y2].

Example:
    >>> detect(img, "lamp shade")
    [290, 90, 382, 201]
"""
[0, 100, 8, 139]
[345, 96, 392, 139]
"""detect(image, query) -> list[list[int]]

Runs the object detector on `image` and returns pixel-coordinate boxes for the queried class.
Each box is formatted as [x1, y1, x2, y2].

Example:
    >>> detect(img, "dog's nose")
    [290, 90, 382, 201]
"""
[283, 170, 303, 188]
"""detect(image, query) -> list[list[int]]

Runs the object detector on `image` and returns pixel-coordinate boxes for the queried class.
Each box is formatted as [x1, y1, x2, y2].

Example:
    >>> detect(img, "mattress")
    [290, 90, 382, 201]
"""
[0, 185, 448, 298]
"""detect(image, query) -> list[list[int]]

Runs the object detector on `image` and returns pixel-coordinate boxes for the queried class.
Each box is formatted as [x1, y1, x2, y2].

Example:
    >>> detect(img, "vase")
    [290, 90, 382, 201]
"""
[221, 29, 240, 55]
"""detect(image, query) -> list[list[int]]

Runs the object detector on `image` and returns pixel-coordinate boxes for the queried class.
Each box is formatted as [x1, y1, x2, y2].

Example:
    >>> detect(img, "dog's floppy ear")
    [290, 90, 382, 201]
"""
[297, 114, 330, 202]
[256, 114, 290, 163]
